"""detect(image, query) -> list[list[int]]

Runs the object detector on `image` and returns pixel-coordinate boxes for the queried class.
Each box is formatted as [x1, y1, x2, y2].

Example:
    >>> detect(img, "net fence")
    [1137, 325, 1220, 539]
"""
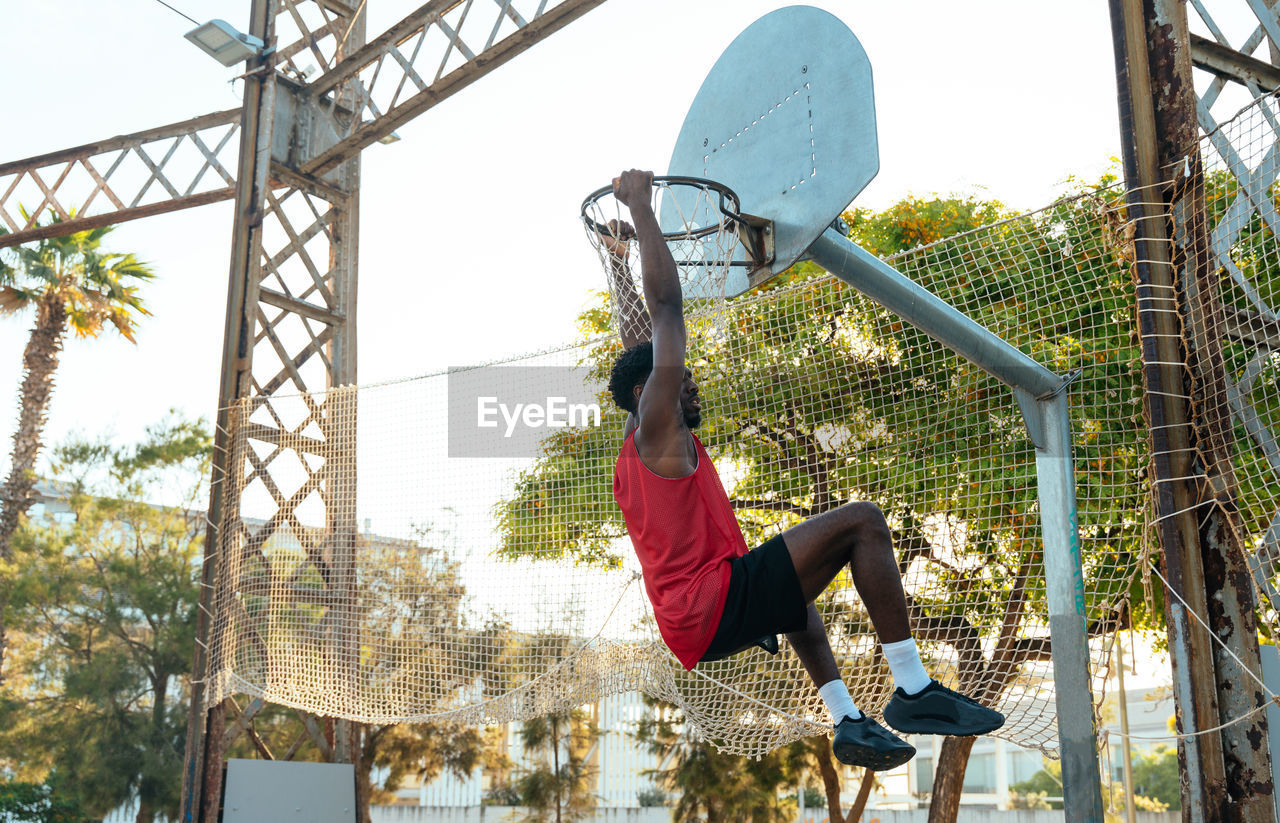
[203, 94, 1280, 759]
[1162, 94, 1280, 673]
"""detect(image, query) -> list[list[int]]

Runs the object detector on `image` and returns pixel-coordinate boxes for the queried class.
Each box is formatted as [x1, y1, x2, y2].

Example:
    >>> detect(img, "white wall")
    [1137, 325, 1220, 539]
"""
[372, 808, 669, 823]
[371, 810, 1181, 823]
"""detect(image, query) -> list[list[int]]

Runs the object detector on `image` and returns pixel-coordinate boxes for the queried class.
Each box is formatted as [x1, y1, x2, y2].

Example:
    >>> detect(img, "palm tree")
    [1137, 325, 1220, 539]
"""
[0, 211, 154, 682]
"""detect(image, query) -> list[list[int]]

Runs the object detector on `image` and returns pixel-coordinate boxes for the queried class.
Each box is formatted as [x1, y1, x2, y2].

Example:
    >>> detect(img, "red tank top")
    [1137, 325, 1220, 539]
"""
[613, 430, 747, 669]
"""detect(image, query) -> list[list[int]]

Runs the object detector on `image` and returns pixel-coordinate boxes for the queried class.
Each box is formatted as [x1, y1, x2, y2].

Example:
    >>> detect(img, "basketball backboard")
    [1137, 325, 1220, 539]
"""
[667, 5, 878, 296]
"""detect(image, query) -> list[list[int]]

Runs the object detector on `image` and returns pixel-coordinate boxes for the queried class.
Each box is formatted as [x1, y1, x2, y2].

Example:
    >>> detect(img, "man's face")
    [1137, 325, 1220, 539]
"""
[633, 367, 702, 428]
[680, 368, 702, 429]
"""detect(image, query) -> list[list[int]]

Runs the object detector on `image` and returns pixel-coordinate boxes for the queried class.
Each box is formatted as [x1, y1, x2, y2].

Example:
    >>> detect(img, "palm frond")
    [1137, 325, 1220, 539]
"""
[0, 207, 154, 339]
[0, 285, 36, 314]
[109, 309, 139, 344]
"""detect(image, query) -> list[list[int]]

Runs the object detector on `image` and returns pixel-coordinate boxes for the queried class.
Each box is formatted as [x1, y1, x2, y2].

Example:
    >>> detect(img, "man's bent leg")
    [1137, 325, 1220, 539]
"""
[786, 604, 840, 687]
[782, 502, 911, 643]
[784, 503, 1005, 737]
[790, 607, 861, 724]
[782, 549, 915, 771]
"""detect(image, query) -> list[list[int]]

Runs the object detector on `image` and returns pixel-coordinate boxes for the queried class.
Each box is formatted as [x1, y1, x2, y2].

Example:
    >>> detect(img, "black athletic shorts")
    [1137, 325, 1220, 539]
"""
[700, 534, 809, 660]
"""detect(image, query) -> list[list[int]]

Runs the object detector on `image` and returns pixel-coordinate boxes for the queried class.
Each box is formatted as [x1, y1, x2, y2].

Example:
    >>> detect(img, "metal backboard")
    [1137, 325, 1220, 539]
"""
[668, 5, 878, 296]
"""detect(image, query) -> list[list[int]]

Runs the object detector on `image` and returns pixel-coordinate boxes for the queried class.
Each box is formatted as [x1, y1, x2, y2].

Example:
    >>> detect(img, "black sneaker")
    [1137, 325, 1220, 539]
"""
[882, 680, 1005, 736]
[831, 715, 916, 771]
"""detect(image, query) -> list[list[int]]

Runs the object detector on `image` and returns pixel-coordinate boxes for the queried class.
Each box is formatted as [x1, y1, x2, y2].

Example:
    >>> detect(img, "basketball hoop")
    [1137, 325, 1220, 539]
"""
[580, 176, 772, 313]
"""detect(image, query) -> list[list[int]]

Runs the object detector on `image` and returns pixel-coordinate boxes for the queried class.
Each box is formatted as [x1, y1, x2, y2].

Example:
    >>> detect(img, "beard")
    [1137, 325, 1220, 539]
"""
[684, 409, 702, 429]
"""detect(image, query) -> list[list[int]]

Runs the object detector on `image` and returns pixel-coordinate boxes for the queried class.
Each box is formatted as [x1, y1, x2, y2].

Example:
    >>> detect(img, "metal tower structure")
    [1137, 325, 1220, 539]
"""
[1111, 0, 1280, 819]
[0, 1, 605, 819]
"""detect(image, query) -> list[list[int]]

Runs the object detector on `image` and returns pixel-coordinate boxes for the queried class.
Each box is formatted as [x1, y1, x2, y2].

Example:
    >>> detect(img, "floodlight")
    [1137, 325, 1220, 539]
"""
[378, 132, 402, 145]
[185, 20, 266, 67]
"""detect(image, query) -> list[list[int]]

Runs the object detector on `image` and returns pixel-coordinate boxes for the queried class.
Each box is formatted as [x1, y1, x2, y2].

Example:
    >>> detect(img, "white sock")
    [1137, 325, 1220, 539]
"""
[818, 679, 862, 724]
[883, 637, 932, 695]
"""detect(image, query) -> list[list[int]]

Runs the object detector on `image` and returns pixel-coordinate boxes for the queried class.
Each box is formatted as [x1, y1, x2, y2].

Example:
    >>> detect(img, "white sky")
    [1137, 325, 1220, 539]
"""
[0, 0, 1142, 462]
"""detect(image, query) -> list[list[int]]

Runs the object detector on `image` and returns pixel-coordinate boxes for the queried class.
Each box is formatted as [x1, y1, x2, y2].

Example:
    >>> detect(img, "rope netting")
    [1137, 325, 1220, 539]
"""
[1152, 94, 1280, 675]
[203, 94, 1280, 759]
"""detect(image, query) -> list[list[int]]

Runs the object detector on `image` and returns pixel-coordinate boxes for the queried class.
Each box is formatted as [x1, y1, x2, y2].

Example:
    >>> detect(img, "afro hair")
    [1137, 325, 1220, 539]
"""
[607, 341, 653, 414]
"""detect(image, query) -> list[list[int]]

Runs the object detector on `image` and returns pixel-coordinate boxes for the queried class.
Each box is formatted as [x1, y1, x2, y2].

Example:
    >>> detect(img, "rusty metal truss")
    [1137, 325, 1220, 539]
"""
[184, 1, 610, 817]
[0, 109, 240, 248]
[1187, 0, 1280, 616]
[0, 0, 606, 252]
[300, 0, 608, 176]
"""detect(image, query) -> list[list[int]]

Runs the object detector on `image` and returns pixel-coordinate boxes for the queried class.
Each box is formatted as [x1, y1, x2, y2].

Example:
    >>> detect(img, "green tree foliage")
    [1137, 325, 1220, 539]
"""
[3, 419, 502, 823]
[0, 214, 154, 683]
[635, 785, 667, 807]
[1009, 760, 1064, 809]
[0, 416, 208, 822]
[355, 528, 517, 820]
[361, 720, 502, 817]
[634, 697, 801, 823]
[1130, 745, 1181, 810]
[845, 194, 1010, 257]
[0, 781, 86, 823]
[217, 523, 504, 823]
[1101, 782, 1170, 819]
[1011, 750, 1175, 818]
[512, 708, 600, 823]
[349, 528, 492, 815]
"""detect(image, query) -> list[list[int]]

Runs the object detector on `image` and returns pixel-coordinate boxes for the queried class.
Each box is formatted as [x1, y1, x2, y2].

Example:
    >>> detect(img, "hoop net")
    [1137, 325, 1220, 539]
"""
[582, 177, 749, 342]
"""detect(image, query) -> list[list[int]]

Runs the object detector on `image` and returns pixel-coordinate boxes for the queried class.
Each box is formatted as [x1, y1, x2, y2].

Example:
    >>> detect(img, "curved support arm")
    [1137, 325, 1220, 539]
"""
[806, 228, 1065, 399]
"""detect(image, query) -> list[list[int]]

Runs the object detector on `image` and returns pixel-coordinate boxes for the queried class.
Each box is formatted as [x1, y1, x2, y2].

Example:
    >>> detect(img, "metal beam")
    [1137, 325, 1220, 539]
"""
[298, 0, 608, 176]
[181, 3, 281, 820]
[1225, 304, 1280, 350]
[0, 109, 240, 249]
[1110, 0, 1227, 817]
[259, 286, 346, 325]
[1191, 32, 1280, 90]
[1031, 393, 1106, 823]
[0, 108, 239, 176]
[0, 189, 235, 248]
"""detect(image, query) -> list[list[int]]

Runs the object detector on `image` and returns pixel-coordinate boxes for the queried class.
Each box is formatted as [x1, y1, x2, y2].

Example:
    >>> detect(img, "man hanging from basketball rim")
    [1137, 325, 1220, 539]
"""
[603, 169, 1005, 770]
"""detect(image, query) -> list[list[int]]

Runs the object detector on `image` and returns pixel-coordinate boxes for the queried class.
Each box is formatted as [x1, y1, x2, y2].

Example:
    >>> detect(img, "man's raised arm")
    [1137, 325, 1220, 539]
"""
[613, 170, 687, 433]
[598, 219, 652, 349]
